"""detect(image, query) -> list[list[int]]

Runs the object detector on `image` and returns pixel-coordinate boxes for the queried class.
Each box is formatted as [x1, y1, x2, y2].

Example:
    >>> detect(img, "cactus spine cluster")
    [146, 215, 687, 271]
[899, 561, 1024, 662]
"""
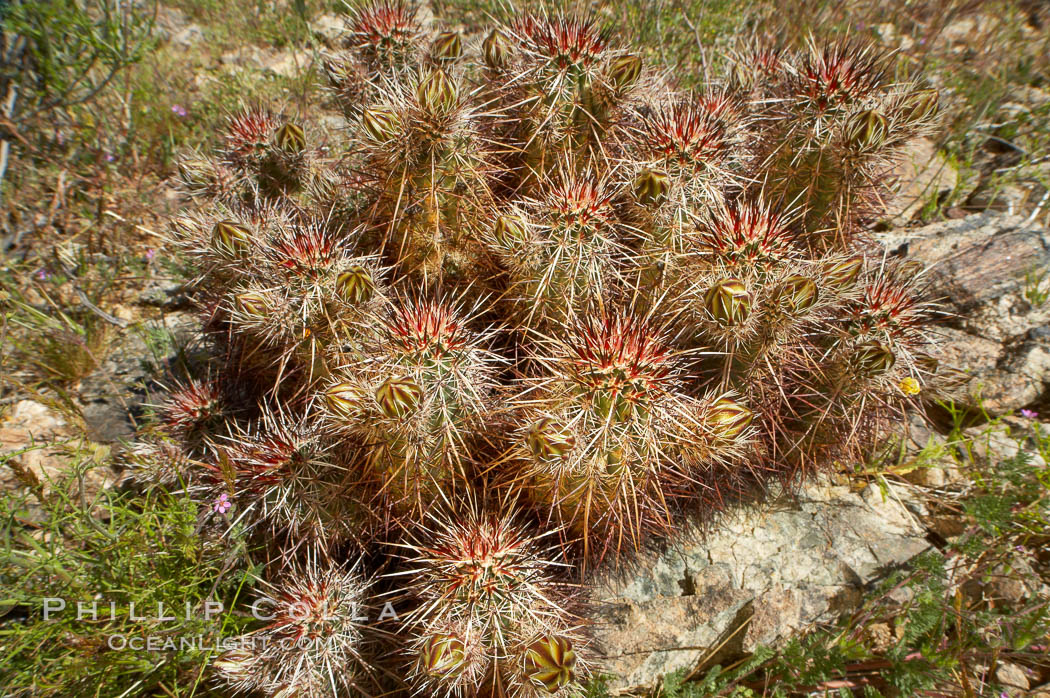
[140, 3, 963, 696]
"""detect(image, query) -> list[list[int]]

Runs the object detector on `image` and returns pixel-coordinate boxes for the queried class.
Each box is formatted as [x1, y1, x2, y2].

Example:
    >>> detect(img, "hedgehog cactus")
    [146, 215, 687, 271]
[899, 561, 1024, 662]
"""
[352, 65, 496, 280]
[145, 4, 965, 695]
[394, 509, 589, 697]
[215, 563, 371, 698]
[509, 311, 738, 561]
[749, 38, 939, 249]
[322, 295, 500, 513]
[488, 163, 630, 330]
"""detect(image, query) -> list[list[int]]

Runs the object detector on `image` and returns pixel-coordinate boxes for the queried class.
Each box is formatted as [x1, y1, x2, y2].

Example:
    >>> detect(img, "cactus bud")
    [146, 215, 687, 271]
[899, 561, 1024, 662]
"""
[779, 275, 819, 312]
[214, 649, 254, 682]
[235, 291, 269, 317]
[824, 257, 863, 289]
[493, 215, 528, 247]
[705, 398, 753, 440]
[633, 169, 669, 207]
[483, 29, 511, 69]
[845, 109, 888, 150]
[273, 122, 306, 152]
[420, 634, 466, 678]
[212, 220, 252, 253]
[361, 106, 402, 143]
[900, 88, 938, 123]
[416, 69, 457, 114]
[375, 376, 423, 419]
[527, 418, 576, 461]
[171, 215, 199, 238]
[325, 382, 366, 419]
[704, 278, 751, 326]
[523, 635, 577, 693]
[430, 31, 462, 61]
[335, 265, 376, 304]
[607, 54, 642, 91]
[177, 157, 218, 191]
[853, 340, 895, 376]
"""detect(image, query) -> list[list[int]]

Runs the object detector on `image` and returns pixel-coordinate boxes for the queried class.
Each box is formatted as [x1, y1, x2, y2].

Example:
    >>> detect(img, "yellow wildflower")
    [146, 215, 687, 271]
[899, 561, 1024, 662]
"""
[898, 377, 920, 396]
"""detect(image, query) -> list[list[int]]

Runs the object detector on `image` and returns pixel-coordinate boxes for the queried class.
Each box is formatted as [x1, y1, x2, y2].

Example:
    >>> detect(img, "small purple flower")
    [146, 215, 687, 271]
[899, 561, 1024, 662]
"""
[918, 37, 926, 45]
[171, 104, 187, 117]
[35, 268, 50, 281]
[1021, 409, 1038, 419]
[213, 493, 232, 514]
[145, 248, 156, 261]
[104, 152, 115, 162]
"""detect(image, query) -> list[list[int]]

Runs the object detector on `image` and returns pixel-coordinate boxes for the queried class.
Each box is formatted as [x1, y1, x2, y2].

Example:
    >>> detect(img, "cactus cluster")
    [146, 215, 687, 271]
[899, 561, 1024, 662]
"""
[138, 3, 966, 696]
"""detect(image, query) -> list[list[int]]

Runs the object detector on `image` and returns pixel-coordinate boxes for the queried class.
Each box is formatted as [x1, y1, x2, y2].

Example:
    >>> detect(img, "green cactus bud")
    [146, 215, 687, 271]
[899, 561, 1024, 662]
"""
[523, 635, 577, 693]
[706, 398, 753, 440]
[527, 418, 576, 461]
[212, 220, 252, 253]
[335, 265, 376, 304]
[900, 88, 938, 123]
[361, 106, 402, 143]
[235, 291, 269, 317]
[704, 278, 752, 326]
[420, 634, 466, 678]
[483, 29, 511, 69]
[853, 340, 896, 375]
[177, 157, 216, 187]
[431, 31, 462, 61]
[780, 275, 819, 312]
[171, 215, 199, 238]
[845, 109, 888, 150]
[493, 214, 528, 247]
[213, 649, 254, 682]
[375, 376, 423, 419]
[607, 54, 642, 91]
[824, 257, 863, 289]
[325, 382, 367, 419]
[634, 169, 669, 206]
[416, 69, 457, 114]
[273, 122, 306, 152]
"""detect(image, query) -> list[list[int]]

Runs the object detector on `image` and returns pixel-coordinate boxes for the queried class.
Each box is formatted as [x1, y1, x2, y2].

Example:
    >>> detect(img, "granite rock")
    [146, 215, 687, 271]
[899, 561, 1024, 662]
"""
[589, 480, 929, 690]
[880, 212, 1050, 413]
[77, 312, 198, 443]
[0, 400, 113, 503]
